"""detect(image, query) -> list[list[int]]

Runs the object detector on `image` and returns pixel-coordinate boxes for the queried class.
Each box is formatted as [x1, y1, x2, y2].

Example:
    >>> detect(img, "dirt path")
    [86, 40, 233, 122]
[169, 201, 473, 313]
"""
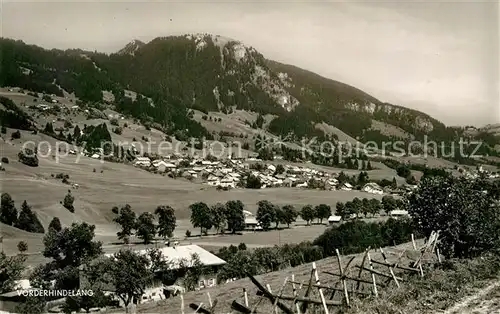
[444, 280, 500, 314]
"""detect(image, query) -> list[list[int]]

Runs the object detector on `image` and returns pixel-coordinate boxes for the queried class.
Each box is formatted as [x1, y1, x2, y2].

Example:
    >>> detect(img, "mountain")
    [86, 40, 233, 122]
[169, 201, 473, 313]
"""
[117, 39, 145, 56]
[1, 34, 498, 154]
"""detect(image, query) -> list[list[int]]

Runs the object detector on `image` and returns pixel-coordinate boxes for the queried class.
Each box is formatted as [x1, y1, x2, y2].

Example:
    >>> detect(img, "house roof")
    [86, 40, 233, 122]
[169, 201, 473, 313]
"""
[390, 210, 409, 216]
[245, 217, 259, 225]
[104, 245, 226, 269]
[363, 182, 382, 190]
[328, 215, 342, 222]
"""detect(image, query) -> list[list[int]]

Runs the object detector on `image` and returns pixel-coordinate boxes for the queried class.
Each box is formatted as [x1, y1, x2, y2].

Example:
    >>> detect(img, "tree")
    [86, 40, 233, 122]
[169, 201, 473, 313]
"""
[15, 200, 45, 233]
[179, 254, 206, 291]
[361, 198, 370, 217]
[357, 171, 369, 186]
[210, 203, 227, 234]
[391, 177, 398, 189]
[63, 190, 75, 212]
[246, 175, 262, 189]
[300, 205, 315, 225]
[274, 207, 284, 229]
[274, 164, 285, 175]
[107, 250, 152, 312]
[41, 222, 103, 290]
[11, 130, 21, 139]
[381, 195, 397, 215]
[314, 204, 331, 224]
[73, 125, 81, 139]
[113, 204, 136, 244]
[256, 200, 276, 230]
[281, 205, 297, 228]
[224, 200, 245, 234]
[49, 217, 62, 233]
[18, 148, 39, 167]
[0, 251, 26, 293]
[368, 198, 382, 216]
[407, 176, 500, 258]
[0, 192, 17, 226]
[17, 241, 28, 254]
[396, 165, 411, 178]
[154, 205, 176, 239]
[351, 198, 362, 217]
[336, 202, 348, 220]
[189, 202, 212, 236]
[136, 212, 156, 244]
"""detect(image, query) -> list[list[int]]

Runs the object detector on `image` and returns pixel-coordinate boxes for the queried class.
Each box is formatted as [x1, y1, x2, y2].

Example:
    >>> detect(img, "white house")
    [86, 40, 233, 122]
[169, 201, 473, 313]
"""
[134, 156, 151, 167]
[99, 245, 226, 305]
[389, 210, 409, 217]
[362, 183, 383, 195]
[328, 215, 342, 225]
[152, 160, 176, 172]
[219, 175, 236, 189]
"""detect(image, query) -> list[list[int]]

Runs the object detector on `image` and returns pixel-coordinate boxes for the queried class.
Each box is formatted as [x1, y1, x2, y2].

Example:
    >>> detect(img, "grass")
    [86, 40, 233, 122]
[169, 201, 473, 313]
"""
[345, 255, 500, 314]
[1, 127, 386, 263]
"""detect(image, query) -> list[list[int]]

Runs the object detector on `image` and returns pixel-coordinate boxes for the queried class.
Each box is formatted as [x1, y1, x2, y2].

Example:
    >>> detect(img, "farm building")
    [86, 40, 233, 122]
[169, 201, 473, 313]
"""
[87, 245, 226, 306]
[327, 215, 342, 225]
[152, 160, 176, 172]
[389, 209, 410, 217]
[362, 183, 383, 195]
[134, 156, 151, 167]
[243, 210, 262, 230]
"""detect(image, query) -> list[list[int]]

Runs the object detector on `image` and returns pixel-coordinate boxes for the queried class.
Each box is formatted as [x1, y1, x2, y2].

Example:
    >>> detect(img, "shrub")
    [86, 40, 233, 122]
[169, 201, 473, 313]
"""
[63, 190, 75, 212]
[18, 148, 38, 167]
[1, 126, 6, 134]
[11, 130, 21, 139]
[185, 230, 191, 237]
[313, 218, 418, 256]
[110, 118, 119, 126]
[17, 241, 28, 253]
[1, 157, 9, 164]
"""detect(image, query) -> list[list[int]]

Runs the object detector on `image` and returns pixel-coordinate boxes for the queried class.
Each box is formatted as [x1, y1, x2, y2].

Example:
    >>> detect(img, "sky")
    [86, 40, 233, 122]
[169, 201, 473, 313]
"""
[2, 0, 499, 126]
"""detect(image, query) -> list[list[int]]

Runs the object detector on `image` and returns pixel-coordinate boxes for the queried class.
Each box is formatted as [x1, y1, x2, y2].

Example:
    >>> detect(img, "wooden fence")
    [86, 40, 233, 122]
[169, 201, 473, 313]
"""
[179, 231, 442, 314]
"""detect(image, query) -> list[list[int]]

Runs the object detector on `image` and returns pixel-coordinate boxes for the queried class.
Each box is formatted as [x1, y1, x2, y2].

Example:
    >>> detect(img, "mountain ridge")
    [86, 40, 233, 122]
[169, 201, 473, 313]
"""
[1, 34, 499, 155]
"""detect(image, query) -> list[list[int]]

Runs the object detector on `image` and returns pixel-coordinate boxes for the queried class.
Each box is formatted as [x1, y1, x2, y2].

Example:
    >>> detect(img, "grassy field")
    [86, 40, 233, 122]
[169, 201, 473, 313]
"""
[1, 127, 387, 263]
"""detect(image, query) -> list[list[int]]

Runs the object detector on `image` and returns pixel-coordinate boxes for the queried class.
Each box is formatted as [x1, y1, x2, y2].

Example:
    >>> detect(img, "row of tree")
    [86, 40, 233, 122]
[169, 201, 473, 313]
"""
[0, 193, 44, 233]
[335, 195, 404, 220]
[112, 205, 176, 244]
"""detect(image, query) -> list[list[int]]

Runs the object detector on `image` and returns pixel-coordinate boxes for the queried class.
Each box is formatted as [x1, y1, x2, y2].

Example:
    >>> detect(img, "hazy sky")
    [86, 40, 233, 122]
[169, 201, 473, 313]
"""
[2, 0, 499, 126]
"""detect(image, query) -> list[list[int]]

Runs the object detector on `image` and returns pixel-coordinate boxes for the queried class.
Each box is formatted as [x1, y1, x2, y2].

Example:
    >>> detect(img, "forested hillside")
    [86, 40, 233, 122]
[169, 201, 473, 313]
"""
[1, 34, 499, 153]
